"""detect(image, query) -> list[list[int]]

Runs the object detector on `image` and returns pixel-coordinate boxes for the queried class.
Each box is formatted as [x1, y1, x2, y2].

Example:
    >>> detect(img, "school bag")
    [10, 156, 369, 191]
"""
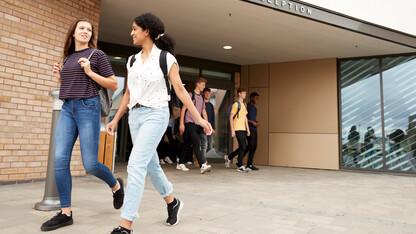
[87, 49, 114, 117]
[227, 100, 245, 120]
[128, 50, 181, 119]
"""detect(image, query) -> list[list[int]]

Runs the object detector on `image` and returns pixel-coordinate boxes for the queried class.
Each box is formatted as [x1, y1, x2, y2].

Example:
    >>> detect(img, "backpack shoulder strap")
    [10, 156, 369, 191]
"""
[234, 101, 241, 119]
[128, 54, 136, 69]
[87, 49, 96, 60]
[159, 50, 170, 95]
[87, 49, 99, 90]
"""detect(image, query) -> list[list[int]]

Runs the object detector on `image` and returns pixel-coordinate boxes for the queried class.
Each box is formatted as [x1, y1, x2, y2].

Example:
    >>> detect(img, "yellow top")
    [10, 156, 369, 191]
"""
[231, 101, 247, 131]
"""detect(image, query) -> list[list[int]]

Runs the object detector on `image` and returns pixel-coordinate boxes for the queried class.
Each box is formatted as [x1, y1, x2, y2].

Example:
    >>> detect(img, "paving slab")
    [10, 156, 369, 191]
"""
[1, 163, 416, 233]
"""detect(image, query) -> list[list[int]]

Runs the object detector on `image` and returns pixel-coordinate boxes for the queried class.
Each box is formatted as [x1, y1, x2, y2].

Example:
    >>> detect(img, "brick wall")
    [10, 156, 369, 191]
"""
[0, 0, 101, 183]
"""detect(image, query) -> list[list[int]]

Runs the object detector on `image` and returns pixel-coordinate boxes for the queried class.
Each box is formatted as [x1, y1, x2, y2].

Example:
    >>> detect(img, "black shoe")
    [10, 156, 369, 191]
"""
[247, 165, 259, 171]
[166, 199, 183, 226]
[111, 226, 132, 234]
[40, 211, 73, 231]
[113, 178, 124, 210]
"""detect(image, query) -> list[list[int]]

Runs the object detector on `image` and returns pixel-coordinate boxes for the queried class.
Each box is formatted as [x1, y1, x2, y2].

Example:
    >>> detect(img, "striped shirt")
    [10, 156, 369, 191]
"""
[59, 47, 114, 99]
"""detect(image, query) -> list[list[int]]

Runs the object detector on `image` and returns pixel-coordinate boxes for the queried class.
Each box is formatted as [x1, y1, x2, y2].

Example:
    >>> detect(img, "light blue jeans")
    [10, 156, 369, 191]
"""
[54, 97, 117, 208]
[121, 106, 173, 221]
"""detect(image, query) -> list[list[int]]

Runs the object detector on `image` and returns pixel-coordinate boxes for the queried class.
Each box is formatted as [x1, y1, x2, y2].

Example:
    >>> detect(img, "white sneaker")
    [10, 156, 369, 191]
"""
[200, 163, 212, 174]
[224, 155, 231, 168]
[186, 161, 192, 165]
[176, 163, 189, 172]
[237, 166, 249, 173]
[159, 159, 165, 165]
[164, 157, 173, 164]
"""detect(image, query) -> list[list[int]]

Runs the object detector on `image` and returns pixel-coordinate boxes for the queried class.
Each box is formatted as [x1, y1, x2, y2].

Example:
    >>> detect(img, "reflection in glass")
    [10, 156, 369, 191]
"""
[340, 58, 383, 169]
[382, 56, 416, 171]
[208, 89, 231, 157]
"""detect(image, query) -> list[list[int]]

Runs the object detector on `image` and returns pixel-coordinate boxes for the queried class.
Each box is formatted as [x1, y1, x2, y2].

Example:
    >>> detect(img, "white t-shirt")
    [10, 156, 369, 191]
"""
[126, 44, 178, 109]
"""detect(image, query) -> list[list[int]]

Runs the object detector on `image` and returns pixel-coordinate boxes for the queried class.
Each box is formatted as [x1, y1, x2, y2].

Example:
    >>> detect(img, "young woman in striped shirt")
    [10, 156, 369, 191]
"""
[41, 17, 124, 232]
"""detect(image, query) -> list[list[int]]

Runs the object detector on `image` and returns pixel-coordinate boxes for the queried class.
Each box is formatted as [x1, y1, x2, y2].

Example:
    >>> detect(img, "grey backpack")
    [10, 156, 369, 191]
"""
[87, 49, 114, 117]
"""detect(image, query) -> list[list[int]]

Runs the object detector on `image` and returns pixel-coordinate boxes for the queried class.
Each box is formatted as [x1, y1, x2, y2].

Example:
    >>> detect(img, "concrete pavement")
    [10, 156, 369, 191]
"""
[1, 163, 416, 233]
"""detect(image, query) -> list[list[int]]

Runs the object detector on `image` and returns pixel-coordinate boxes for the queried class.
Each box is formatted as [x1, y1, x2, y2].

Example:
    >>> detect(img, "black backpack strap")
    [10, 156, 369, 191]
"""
[159, 50, 170, 95]
[129, 54, 136, 69]
[191, 92, 195, 103]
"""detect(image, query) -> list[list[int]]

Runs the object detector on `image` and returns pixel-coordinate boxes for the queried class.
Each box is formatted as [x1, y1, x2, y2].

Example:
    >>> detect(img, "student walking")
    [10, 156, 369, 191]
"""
[244, 92, 260, 171]
[105, 13, 212, 234]
[200, 87, 216, 158]
[41, 17, 124, 231]
[178, 78, 212, 173]
[225, 87, 250, 172]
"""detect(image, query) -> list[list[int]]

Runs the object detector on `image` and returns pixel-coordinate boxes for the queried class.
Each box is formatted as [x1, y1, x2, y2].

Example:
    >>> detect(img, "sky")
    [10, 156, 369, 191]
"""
[302, 0, 416, 36]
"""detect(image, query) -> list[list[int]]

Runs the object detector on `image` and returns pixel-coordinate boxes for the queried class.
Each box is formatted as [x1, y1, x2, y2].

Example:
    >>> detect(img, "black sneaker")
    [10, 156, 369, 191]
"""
[247, 165, 259, 171]
[111, 226, 132, 234]
[40, 211, 73, 231]
[166, 199, 183, 226]
[113, 178, 124, 210]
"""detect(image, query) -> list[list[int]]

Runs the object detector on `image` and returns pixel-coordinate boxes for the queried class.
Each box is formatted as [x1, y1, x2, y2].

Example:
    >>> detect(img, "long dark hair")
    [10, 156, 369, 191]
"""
[134, 13, 175, 55]
[62, 17, 97, 60]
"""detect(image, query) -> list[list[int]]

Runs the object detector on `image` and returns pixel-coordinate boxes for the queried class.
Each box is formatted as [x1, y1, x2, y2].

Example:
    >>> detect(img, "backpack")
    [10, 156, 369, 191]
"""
[63, 49, 114, 117]
[87, 50, 114, 117]
[228, 100, 243, 120]
[128, 50, 181, 119]
[184, 91, 197, 117]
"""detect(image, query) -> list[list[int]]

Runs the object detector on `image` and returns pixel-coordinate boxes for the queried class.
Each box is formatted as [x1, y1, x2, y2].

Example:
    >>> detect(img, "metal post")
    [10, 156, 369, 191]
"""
[35, 89, 62, 211]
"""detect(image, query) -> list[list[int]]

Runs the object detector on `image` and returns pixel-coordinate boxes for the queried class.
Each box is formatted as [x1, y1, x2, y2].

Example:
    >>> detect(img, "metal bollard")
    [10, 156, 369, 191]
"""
[35, 89, 62, 211]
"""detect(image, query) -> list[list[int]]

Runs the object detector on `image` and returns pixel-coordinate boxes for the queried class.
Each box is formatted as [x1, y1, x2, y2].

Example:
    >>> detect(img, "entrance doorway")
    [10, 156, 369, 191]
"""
[98, 42, 240, 165]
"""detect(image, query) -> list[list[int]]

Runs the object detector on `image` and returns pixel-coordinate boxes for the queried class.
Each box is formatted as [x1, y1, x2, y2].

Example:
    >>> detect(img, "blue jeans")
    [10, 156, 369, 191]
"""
[121, 106, 173, 222]
[54, 97, 117, 208]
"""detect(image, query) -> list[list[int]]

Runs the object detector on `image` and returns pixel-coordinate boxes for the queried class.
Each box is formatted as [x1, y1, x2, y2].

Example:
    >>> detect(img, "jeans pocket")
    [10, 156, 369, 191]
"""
[81, 97, 99, 109]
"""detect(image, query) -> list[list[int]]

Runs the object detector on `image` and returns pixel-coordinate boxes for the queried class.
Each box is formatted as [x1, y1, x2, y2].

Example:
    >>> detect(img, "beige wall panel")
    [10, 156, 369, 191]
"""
[241, 65, 249, 89]
[249, 64, 269, 87]
[269, 58, 338, 134]
[247, 87, 269, 165]
[269, 133, 339, 170]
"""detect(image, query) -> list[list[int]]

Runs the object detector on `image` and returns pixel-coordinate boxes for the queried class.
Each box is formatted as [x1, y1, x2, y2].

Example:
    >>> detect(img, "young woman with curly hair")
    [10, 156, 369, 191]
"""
[106, 13, 212, 234]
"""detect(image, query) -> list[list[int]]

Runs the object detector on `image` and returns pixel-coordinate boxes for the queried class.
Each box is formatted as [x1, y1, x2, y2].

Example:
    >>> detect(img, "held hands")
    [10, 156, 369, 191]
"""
[78, 57, 92, 75]
[105, 121, 118, 136]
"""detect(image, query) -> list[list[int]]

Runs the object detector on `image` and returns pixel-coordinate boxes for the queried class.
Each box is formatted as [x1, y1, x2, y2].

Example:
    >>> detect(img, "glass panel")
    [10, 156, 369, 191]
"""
[179, 66, 199, 75]
[382, 56, 416, 171]
[106, 76, 126, 124]
[206, 88, 231, 158]
[340, 58, 383, 169]
[201, 70, 232, 80]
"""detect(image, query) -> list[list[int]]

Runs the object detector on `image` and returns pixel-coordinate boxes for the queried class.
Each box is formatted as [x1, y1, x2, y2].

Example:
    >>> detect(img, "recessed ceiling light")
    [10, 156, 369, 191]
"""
[114, 56, 122, 59]
[223, 45, 232, 50]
